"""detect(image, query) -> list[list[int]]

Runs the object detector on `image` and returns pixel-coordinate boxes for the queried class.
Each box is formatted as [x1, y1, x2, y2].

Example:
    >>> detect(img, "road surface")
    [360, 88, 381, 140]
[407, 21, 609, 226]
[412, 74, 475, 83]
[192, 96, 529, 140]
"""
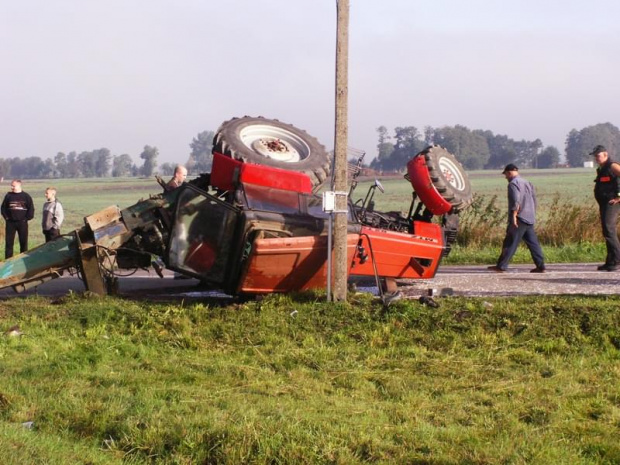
[1, 264, 618, 301]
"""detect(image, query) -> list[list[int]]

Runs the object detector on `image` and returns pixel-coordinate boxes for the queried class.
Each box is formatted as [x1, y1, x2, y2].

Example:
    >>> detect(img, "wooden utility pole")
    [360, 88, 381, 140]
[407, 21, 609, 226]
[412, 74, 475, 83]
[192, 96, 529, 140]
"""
[332, 0, 349, 301]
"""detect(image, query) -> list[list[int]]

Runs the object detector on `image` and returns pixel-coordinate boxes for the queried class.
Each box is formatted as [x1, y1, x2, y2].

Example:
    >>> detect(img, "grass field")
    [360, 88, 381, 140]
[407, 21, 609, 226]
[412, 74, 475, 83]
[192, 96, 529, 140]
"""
[355, 168, 596, 214]
[0, 292, 619, 464]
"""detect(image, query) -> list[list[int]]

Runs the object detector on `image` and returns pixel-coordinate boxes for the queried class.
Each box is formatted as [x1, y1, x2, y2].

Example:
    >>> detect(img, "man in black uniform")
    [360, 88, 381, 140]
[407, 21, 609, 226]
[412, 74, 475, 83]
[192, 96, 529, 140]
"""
[592, 145, 620, 271]
[1, 179, 35, 259]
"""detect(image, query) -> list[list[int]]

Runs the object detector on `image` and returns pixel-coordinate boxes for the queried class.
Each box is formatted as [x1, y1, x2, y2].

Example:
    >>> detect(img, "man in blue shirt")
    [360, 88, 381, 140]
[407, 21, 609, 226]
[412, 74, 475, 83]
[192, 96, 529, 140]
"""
[488, 164, 546, 273]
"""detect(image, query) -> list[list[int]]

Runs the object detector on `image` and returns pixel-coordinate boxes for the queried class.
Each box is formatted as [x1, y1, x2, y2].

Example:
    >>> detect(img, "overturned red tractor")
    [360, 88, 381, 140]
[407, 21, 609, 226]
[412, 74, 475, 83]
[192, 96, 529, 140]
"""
[0, 117, 473, 298]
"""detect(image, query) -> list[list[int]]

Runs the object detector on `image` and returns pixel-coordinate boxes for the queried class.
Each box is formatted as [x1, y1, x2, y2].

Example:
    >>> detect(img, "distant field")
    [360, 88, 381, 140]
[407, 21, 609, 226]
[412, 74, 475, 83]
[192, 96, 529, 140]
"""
[354, 167, 595, 213]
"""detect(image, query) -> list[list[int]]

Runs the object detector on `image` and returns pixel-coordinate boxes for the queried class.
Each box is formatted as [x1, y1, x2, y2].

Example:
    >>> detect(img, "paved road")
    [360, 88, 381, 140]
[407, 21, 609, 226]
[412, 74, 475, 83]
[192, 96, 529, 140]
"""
[1, 264, 618, 300]
[398, 264, 620, 297]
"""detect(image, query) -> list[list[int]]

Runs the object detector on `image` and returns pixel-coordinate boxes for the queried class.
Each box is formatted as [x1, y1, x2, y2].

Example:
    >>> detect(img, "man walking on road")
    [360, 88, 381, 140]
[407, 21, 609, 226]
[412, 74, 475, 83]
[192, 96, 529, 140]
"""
[488, 164, 546, 273]
[1, 179, 35, 259]
[591, 145, 620, 271]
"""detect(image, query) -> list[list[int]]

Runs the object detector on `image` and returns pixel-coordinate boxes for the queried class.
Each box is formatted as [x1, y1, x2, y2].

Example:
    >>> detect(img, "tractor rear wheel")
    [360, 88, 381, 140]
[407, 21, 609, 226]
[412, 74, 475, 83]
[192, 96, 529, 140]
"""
[422, 145, 473, 212]
[212, 116, 331, 187]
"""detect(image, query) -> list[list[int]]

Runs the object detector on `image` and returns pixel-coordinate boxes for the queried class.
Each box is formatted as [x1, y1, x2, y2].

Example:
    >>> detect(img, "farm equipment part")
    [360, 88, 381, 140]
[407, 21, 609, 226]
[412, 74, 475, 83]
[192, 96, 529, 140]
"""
[0, 116, 473, 298]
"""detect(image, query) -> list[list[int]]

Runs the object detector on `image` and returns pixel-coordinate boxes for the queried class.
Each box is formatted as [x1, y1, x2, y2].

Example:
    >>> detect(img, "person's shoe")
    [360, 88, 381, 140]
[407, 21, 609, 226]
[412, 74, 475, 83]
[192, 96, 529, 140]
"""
[530, 267, 546, 273]
[597, 264, 619, 271]
[487, 265, 506, 273]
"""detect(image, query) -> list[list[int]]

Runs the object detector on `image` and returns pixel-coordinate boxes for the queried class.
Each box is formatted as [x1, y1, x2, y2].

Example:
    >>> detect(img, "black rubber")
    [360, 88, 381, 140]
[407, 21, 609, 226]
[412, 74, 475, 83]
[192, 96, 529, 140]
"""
[212, 116, 331, 187]
[421, 145, 473, 213]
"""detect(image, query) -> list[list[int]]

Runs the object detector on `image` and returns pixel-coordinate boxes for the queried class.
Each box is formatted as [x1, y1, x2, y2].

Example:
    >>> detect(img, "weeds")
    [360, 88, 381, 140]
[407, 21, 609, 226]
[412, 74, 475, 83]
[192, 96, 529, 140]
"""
[0, 294, 619, 463]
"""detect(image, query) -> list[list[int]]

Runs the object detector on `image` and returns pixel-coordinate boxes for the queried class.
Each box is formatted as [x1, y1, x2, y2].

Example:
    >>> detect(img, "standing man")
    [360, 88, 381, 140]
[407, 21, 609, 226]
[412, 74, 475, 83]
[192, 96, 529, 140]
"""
[42, 187, 64, 242]
[591, 145, 620, 271]
[165, 165, 188, 192]
[1, 179, 35, 259]
[488, 164, 546, 273]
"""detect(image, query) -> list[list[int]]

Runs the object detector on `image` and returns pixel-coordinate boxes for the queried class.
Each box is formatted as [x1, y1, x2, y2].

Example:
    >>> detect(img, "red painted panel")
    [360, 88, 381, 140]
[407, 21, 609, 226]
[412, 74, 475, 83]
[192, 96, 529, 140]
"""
[238, 234, 359, 293]
[211, 152, 312, 193]
[406, 155, 452, 215]
[350, 225, 444, 279]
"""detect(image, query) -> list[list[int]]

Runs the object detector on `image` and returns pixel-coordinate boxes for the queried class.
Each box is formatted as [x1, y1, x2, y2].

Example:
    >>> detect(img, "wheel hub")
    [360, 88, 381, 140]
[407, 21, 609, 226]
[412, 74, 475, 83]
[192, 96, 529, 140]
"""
[240, 124, 311, 163]
[438, 156, 467, 191]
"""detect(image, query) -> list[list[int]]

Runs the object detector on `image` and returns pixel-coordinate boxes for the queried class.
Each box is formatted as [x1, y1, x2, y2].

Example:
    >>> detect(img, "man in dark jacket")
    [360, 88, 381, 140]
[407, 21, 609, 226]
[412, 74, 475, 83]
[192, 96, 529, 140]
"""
[592, 145, 620, 271]
[1, 179, 35, 259]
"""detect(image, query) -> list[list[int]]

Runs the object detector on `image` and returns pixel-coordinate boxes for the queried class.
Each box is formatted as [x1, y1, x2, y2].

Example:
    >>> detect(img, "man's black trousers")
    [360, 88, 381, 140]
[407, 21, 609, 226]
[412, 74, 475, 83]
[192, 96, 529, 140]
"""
[598, 201, 620, 266]
[5, 220, 28, 259]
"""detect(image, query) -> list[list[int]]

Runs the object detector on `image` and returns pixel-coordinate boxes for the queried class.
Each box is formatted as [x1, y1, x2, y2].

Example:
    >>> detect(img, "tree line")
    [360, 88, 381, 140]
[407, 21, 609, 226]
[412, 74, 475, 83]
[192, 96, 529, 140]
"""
[371, 122, 620, 172]
[3, 122, 620, 179]
[0, 130, 216, 180]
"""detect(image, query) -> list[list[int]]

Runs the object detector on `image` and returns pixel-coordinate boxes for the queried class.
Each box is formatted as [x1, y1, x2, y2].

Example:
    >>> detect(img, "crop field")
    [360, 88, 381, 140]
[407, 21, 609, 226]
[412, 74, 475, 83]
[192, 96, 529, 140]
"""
[353, 168, 595, 214]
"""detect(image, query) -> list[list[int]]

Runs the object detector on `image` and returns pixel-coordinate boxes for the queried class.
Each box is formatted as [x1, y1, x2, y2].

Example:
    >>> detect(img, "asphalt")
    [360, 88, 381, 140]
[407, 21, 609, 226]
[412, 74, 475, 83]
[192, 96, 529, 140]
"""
[398, 263, 620, 298]
[0, 264, 618, 301]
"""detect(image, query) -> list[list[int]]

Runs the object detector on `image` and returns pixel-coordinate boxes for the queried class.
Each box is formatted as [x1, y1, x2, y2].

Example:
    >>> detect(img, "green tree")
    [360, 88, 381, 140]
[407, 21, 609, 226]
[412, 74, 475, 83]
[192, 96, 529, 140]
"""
[77, 151, 96, 177]
[54, 152, 69, 177]
[565, 123, 620, 167]
[370, 126, 395, 170]
[42, 158, 55, 178]
[536, 146, 560, 169]
[515, 138, 543, 168]
[112, 154, 134, 177]
[9, 156, 46, 178]
[92, 148, 111, 177]
[188, 130, 214, 173]
[431, 125, 490, 169]
[66, 152, 81, 178]
[382, 126, 424, 172]
[480, 132, 517, 169]
[0, 158, 10, 180]
[140, 145, 159, 177]
[159, 163, 175, 176]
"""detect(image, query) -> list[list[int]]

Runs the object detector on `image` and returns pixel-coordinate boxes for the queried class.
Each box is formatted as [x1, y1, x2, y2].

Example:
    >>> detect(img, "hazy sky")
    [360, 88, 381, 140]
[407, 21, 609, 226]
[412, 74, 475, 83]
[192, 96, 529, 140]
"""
[1, 0, 619, 165]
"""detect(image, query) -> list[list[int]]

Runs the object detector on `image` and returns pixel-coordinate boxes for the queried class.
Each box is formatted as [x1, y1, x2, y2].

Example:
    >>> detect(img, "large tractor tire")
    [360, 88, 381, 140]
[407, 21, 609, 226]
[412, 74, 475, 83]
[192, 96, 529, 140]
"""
[422, 145, 473, 213]
[212, 116, 331, 187]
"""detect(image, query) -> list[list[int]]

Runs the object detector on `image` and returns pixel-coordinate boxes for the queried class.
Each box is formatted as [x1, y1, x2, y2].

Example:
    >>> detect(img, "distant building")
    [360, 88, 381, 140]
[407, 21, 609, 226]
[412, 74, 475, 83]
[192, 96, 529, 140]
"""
[584, 161, 594, 168]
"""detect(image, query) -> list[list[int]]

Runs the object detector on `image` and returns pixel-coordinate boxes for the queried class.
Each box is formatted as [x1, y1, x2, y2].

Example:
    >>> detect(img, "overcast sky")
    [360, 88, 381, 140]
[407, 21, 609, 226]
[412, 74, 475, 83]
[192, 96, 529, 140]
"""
[1, 0, 619, 165]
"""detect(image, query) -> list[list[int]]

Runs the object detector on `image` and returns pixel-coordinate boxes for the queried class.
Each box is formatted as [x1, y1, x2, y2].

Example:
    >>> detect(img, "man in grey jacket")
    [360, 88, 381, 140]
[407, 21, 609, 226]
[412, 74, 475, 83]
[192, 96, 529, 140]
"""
[41, 187, 64, 242]
[488, 164, 546, 273]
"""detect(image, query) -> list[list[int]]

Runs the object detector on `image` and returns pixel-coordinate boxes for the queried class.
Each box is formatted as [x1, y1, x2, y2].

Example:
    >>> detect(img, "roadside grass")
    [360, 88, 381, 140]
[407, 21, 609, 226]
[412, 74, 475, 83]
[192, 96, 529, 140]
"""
[1, 292, 619, 463]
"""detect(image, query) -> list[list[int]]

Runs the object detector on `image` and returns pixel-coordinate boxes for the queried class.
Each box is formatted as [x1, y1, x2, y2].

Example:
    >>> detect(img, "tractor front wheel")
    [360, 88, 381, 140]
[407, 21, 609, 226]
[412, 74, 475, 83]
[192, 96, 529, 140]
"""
[212, 116, 331, 187]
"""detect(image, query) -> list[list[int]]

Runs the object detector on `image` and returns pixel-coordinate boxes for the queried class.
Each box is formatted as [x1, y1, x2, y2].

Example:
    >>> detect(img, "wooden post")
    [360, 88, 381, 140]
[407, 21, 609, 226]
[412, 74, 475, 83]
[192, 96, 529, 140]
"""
[333, 0, 349, 301]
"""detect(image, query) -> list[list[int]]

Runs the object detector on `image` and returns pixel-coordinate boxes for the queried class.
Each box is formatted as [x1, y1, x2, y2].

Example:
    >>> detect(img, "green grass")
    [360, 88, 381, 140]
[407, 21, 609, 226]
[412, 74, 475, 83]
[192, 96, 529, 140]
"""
[0, 292, 619, 463]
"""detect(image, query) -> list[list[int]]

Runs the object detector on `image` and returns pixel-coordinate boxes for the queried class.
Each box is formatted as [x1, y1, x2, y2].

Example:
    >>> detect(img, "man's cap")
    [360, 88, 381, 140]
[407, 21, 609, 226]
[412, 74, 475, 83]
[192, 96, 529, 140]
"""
[590, 145, 607, 156]
[502, 163, 519, 174]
